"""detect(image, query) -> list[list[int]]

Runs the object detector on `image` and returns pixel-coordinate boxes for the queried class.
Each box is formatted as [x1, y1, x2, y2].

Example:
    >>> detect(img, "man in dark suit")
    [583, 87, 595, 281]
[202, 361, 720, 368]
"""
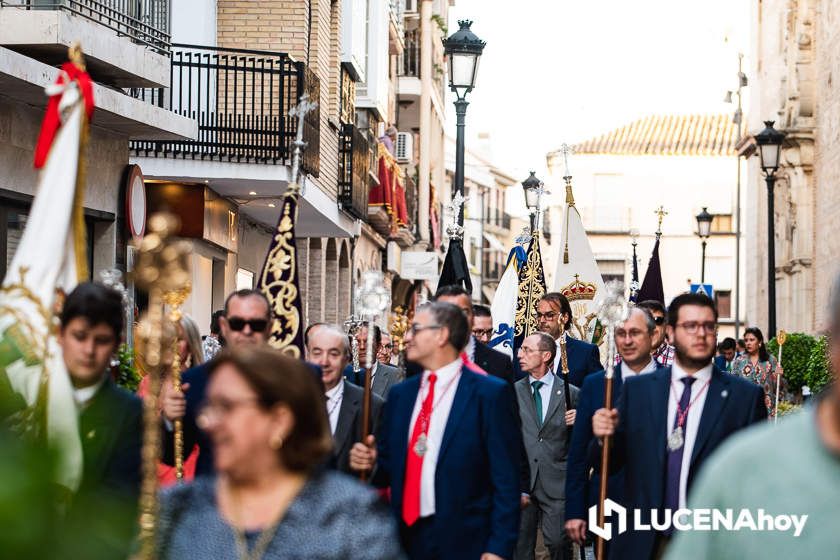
[161, 289, 322, 476]
[592, 293, 767, 559]
[309, 325, 384, 473]
[350, 301, 521, 560]
[713, 337, 737, 373]
[57, 283, 142, 559]
[536, 292, 602, 388]
[434, 285, 515, 385]
[564, 306, 661, 551]
[344, 321, 404, 399]
[515, 333, 579, 560]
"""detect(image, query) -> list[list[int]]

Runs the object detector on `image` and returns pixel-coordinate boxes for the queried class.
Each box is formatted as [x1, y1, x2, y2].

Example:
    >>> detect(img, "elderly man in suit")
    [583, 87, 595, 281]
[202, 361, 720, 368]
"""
[309, 325, 384, 474]
[536, 293, 602, 388]
[514, 332, 579, 560]
[592, 294, 766, 559]
[349, 301, 521, 560]
[346, 322, 403, 399]
[434, 285, 515, 385]
[564, 306, 661, 551]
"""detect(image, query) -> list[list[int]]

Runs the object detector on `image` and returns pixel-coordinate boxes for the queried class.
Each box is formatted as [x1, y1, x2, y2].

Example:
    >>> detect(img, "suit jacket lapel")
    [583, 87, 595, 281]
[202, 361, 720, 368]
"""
[437, 367, 477, 465]
[333, 384, 359, 451]
[540, 374, 564, 429]
[516, 379, 539, 429]
[690, 368, 729, 467]
[371, 367, 386, 396]
[648, 368, 671, 463]
[393, 375, 421, 492]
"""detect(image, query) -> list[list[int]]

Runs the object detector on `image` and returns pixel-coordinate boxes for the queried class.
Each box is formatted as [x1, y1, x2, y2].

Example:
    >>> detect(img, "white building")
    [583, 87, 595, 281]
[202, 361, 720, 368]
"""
[546, 114, 742, 336]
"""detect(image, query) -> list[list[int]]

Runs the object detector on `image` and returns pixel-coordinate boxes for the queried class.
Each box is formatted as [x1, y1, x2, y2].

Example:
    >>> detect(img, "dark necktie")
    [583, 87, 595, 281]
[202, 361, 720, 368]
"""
[665, 377, 696, 521]
[531, 380, 544, 425]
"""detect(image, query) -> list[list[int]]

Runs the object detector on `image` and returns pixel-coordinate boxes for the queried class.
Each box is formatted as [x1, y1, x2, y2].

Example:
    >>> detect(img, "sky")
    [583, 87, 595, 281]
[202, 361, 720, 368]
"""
[445, 0, 751, 190]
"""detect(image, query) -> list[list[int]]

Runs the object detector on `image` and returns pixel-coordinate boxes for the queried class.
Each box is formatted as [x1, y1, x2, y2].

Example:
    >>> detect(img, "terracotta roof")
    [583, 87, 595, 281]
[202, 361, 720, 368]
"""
[569, 114, 738, 156]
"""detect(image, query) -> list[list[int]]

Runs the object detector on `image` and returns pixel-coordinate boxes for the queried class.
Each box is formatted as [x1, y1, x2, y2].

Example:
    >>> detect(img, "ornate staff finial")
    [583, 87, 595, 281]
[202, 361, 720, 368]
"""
[445, 191, 468, 240]
[288, 93, 318, 193]
[559, 143, 574, 179]
[655, 205, 668, 237]
[515, 226, 533, 246]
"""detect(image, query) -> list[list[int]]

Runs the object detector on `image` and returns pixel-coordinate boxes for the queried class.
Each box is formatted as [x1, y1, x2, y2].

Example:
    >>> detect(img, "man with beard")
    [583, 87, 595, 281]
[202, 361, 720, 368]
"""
[591, 293, 766, 559]
[536, 293, 602, 388]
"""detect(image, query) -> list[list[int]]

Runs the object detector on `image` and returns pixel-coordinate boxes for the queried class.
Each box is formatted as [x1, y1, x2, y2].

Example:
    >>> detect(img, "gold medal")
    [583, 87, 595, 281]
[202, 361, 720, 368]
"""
[667, 426, 684, 451]
[414, 433, 428, 457]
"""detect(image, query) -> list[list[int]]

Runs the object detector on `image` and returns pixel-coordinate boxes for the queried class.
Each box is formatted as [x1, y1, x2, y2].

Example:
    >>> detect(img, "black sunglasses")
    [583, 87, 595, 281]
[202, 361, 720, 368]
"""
[652, 316, 665, 325]
[227, 317, 269, 332]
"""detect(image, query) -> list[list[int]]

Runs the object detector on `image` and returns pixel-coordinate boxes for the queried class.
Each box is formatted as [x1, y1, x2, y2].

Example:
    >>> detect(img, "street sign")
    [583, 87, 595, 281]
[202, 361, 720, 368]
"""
[400, 251, 439, 280]
[690, 283, 714, 299]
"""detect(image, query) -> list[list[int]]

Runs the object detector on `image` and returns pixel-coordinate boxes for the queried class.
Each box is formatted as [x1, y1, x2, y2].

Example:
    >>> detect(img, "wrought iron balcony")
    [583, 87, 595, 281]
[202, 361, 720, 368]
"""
[399, 29, 420, 78]
[338, 124, 370, 220]
[0, 0, 170, 53]
[129, 44, 320, 177]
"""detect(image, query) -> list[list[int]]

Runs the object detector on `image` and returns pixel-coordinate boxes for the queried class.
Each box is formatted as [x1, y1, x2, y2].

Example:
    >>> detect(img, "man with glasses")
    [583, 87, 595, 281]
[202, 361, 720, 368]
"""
[162, 289, 321, 476]
[514, 332, 579, 560]
[349, 301, 521, 560]
[637, 300, 675, 367]
[346, 322, 403, 399]
[564, 307, 660, 552]
[472, 304, 494, 344]
[536, 293, 602, 388]
[591, 293, 766, 559]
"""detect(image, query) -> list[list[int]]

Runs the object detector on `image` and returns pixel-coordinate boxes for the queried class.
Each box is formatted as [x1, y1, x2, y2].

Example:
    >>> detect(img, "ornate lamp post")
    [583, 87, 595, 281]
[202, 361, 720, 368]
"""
[695, 207, 713, 283]
[753, 120, 785, 339]
[443, 20, 485, 227]
[521, 171, 546, 233]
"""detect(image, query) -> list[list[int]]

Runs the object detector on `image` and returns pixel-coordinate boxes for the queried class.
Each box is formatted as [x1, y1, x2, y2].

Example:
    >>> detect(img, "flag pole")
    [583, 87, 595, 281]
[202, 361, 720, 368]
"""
[595, 282, 629, 560]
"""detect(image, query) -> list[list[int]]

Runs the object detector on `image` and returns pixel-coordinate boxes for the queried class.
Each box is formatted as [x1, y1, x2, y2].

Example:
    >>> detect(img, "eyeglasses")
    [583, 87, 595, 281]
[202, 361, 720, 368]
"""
[472, 328, 494, 337]
[197, 397, 260, 425]
[227, 317, 269, 332]
[652, 315, 666, 325]
[535, 311, 559, 320]
[676, 321, 717, 335]
[409, 323, 442, 335]
[615, 328, 646, 340]
[382, 343, 393, 350]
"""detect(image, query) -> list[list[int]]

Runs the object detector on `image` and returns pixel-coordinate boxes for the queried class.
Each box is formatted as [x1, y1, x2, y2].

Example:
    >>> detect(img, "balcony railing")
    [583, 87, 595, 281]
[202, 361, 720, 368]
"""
[338, 124, 370, 220]
[129, 44, 320, 177]
[399, 29, 420, 78]
[0, 0, 170, 53]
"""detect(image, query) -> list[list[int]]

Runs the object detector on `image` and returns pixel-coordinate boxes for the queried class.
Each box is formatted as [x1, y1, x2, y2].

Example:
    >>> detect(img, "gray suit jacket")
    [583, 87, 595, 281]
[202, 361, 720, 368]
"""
[516, 373, 580, 500]
[371, 362, 403, 399]
[331, 381, 384, 474]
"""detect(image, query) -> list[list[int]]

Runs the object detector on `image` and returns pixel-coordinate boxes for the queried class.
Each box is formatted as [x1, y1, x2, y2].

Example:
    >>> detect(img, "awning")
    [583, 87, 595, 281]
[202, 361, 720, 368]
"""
[483, 231, 507, 253]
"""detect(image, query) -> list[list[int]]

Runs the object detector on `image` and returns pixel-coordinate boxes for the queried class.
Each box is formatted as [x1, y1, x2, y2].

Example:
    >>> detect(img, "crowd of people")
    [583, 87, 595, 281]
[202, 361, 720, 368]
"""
[9, 276, 840, 559]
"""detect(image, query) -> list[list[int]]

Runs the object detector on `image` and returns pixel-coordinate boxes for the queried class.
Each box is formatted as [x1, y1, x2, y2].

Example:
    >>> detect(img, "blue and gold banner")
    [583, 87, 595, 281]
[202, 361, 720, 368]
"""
[514, 233, 547, 350]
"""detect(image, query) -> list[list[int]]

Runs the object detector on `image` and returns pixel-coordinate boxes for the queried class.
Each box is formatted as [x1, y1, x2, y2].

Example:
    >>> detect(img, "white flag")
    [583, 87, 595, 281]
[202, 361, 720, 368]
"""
[553, 198, 606, 343]
[489, 247, 524, 358]
[0, 83, 88, 491]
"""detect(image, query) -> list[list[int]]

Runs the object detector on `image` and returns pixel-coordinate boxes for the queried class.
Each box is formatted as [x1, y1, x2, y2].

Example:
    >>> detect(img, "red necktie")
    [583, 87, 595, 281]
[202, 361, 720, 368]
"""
[403, 372, 437, 526]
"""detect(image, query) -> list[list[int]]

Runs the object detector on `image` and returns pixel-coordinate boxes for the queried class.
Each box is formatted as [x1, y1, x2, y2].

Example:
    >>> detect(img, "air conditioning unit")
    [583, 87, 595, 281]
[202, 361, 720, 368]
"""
[395, 132, 414, 164]
[405, 0, 418, 14]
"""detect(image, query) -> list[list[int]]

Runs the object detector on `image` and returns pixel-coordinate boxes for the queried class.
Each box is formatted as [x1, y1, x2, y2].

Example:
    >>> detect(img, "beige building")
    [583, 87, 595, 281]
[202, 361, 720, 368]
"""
[546, 114, 741, 336]
[742, 0, 839, 334]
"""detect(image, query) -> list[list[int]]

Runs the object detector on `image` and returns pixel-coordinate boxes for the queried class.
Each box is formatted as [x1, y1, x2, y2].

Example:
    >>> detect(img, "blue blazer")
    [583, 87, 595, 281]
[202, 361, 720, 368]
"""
[564, 336, 603, 388]
[373, 366, 522, 559]
[605, 366, 767, 560]
[565, 368, 630, 522]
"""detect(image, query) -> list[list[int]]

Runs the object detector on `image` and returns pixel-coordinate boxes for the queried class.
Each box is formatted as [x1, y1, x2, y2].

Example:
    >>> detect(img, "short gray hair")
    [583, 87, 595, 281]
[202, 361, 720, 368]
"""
[533, 332, 557, 366]
[629, 306, 656, 334]
[310, 325, 350, 358]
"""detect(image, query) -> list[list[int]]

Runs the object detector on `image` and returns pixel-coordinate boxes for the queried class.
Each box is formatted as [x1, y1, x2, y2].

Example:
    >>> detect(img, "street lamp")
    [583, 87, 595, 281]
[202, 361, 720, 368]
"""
[521, 171, 545, 233]
[444, 20, 485, 226]
[753, 120, 786, 339]
[695, 207, 713, 283]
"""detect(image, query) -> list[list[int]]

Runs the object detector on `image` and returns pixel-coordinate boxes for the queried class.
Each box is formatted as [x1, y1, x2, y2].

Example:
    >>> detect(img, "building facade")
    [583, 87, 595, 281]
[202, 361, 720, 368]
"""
[546, 114, 741, 336]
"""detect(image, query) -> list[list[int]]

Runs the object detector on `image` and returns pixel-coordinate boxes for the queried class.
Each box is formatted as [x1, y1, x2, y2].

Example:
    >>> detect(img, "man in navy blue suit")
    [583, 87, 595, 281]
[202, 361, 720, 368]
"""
[161, 289, 322, 476]
[713, 337, 737, 372]
[592, 293, 766, 559]
[349, 301, 521, 560]
[564, 306, 660, 552]
[537, 292, 602, 388]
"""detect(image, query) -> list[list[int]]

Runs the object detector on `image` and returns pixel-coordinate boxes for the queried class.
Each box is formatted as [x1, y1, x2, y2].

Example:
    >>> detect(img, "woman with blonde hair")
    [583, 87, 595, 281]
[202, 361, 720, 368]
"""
[137, 314, 204, 485]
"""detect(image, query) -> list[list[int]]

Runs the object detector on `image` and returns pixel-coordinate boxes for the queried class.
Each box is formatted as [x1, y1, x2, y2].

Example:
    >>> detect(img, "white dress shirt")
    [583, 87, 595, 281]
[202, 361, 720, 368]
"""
[552, 332, 568, 373]
[464, 336, 476, 362]
[325, 379, 345, 436]
[408, 357, 463, 517]
[73, 376, 106, 412]
[619, 358, 658, 381]
[527, 372, 555, 423]
[666, 360, 713, 509]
